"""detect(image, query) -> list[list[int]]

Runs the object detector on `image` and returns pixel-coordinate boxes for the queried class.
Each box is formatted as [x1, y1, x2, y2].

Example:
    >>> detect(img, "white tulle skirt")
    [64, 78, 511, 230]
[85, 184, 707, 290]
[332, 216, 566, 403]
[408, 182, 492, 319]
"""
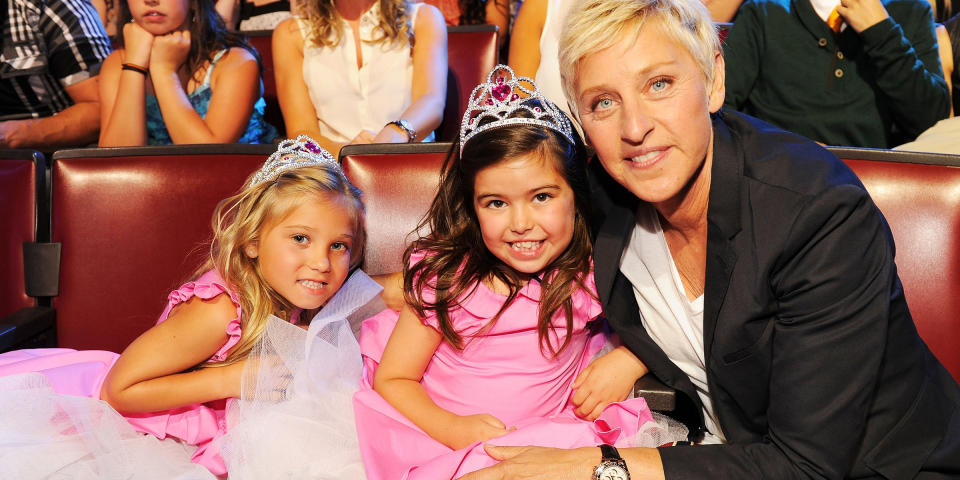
[0, 373, 216, 479]
[219, 271, 383, 479]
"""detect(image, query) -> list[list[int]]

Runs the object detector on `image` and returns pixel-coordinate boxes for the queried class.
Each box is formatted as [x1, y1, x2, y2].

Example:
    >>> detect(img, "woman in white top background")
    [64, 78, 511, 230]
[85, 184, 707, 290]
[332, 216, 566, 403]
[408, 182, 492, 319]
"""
[272, 0, 446, 156]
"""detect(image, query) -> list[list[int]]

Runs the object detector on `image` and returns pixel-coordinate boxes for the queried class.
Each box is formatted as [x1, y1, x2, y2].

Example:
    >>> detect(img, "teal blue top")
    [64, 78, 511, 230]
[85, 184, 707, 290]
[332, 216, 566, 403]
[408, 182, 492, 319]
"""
[145, 49, 278, 145]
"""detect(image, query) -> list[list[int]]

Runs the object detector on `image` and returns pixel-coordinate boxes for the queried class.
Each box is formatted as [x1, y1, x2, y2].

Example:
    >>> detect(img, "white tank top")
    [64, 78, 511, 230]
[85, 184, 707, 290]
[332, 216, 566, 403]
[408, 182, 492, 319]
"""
[298, 3, 433, 142]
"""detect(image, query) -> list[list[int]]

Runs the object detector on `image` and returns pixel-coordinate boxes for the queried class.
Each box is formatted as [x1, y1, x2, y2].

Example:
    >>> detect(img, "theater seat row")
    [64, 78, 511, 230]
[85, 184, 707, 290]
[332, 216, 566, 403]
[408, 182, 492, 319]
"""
[1, 144, 958, 390]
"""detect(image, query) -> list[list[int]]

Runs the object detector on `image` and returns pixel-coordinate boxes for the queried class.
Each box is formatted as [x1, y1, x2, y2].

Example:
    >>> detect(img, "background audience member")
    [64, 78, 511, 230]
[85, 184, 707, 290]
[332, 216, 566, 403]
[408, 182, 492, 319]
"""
[91, 0, 120, 37]
[272, 0, 447, 157]
[723, 0, 949, 147]
[98, 0, 277, 146]
[930, 0, 954, 20]
[217, 0, 293, 31]
[1, 0, 111, 149]
[703, 0, 744, 20]
[947, 11, 960, 111]
[508, 0, 576, 116]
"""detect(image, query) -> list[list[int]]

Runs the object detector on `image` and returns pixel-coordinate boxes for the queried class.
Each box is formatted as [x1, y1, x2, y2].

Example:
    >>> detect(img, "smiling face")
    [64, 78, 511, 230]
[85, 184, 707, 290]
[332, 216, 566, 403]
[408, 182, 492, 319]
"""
[473, 152, 576, 275]
[245, 192, 354, 310]
[128, 0, 190, 34]
[574, 22, 725, 207]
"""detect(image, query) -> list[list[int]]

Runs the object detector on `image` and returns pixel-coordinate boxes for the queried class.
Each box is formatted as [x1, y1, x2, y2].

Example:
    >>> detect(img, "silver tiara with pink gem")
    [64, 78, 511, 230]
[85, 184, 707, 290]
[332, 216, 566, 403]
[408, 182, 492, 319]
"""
[249, 135, 339, 187]
[459, 64, 575, 155]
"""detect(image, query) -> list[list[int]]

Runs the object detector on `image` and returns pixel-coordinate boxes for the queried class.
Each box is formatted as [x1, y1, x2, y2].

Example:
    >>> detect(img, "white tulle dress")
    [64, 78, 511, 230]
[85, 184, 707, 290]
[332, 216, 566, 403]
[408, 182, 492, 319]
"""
[0, 270, 383, 479]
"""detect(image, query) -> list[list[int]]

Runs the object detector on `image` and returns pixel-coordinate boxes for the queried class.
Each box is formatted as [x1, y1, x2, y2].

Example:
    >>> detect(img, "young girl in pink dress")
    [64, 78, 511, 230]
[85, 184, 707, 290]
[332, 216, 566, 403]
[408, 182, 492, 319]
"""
[0, 137, 372, 478]
[353, 65, 685, 480]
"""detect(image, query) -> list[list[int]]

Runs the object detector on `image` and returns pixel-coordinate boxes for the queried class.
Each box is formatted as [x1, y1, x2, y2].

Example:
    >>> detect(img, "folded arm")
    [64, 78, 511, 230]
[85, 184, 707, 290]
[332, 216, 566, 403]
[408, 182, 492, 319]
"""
[100, 293, 240, 413]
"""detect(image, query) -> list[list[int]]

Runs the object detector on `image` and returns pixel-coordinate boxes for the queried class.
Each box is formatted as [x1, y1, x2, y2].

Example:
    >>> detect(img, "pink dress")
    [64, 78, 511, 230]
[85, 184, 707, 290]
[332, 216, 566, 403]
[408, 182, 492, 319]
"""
[353, 255, 656, 480]
[0, 270, 244, 476]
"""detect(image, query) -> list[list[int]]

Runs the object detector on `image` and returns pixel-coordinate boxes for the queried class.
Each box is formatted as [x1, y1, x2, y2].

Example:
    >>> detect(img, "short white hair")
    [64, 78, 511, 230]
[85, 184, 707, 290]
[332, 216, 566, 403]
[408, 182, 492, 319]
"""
[559, 0, 720, 117]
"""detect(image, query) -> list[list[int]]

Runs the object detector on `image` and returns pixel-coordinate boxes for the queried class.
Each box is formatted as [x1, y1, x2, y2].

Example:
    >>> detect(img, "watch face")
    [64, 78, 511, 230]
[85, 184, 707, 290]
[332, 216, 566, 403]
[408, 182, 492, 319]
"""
[598, 464, 629, 480]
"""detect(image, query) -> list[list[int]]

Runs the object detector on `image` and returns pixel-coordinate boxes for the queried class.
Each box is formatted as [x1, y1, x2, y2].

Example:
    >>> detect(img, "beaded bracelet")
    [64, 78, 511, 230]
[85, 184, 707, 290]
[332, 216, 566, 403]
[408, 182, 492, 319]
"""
[121, 63, 148, 75]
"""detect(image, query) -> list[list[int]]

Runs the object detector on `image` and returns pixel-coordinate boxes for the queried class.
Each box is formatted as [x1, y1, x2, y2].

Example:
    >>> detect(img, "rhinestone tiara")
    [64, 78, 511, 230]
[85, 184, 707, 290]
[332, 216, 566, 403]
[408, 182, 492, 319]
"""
[248, 135, 339, 188]
[459, 64, 576, 155]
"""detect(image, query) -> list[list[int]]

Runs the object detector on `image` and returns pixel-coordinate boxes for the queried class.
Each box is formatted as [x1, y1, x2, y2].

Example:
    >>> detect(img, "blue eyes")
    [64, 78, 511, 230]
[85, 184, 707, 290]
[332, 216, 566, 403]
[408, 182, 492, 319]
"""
[290, 235, 349, 252]
[595, 98, 614, 110]
[651, 79, 669, 91]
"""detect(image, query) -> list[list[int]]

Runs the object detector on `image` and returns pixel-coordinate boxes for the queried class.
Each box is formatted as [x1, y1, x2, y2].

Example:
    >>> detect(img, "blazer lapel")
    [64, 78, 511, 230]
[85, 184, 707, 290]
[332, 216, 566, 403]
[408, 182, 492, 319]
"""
[588, 159, 637, 306]
[704, 112, 743, 360]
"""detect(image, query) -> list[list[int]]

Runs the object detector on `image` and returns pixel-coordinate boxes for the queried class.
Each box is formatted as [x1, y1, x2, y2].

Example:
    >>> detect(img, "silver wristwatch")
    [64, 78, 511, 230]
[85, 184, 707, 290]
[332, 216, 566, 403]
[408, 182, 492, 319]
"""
[592, 444, 630, 480]
[386, 119, 417, 142]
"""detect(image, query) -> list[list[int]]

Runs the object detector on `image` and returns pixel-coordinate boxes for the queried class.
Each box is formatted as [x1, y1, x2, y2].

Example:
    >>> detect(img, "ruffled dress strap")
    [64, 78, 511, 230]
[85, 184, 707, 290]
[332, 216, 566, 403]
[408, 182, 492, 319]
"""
[158, 269, 243, 363]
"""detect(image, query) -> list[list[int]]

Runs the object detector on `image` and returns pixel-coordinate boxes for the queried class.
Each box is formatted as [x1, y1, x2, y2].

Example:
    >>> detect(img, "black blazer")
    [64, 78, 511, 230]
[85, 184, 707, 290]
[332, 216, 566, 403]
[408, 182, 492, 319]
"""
[590, 110, 960, 479]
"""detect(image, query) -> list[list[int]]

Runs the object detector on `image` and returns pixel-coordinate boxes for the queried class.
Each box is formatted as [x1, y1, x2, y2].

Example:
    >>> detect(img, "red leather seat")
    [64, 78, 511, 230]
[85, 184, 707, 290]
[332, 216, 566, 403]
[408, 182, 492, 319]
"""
[49, 145, 273, 352]
[439, 25, 499, 141]
[246, 30, 284, 137]
[830, 147, 960, 381]
[339, 143, 451, 275]
[0, 150, 44, 318]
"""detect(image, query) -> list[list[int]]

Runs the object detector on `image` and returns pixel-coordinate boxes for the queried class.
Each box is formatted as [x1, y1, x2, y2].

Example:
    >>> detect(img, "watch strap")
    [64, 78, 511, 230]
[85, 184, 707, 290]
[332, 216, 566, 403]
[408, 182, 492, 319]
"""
[387, 119, 416, 142]
[599, 444, 621, 461]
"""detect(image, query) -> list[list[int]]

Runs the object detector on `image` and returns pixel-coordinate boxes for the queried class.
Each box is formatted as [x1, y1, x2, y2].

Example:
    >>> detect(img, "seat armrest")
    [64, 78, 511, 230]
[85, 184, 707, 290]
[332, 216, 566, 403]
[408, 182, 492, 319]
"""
[633, 374, 676, 412]
[0, 306, 56, 353]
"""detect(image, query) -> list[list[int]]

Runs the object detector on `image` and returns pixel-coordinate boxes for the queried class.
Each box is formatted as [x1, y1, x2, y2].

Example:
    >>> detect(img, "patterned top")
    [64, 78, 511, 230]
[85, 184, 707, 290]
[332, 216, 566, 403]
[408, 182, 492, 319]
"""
[144, 49, 278, 145]
[1, 0, 111, 120]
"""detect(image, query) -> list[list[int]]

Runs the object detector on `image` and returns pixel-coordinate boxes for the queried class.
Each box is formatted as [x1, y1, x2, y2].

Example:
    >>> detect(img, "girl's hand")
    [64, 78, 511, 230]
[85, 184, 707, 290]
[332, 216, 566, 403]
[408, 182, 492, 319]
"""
[218, 357, 248, 399]
[149, 30, 191, 74]
[122, 21, 155, 67]
[445, 413, 514, 450]
[571, 346, 649, 420]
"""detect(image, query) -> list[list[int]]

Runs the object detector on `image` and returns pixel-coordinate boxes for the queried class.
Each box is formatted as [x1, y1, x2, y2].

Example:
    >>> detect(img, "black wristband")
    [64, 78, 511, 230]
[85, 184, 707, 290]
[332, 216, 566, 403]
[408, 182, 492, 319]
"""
[122, 63, 148, 75]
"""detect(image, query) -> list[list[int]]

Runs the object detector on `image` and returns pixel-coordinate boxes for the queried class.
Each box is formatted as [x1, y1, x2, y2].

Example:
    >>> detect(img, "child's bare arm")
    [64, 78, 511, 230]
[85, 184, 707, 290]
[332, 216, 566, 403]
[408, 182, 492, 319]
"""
[373, 305, 511, 449]
[571, 345, 649, 420]
[100, 293, 240, 413]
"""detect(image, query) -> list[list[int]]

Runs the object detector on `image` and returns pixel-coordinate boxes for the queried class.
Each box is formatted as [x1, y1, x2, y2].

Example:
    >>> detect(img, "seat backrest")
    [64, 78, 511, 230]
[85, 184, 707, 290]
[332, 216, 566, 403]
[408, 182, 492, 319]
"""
[246, 30, 285, 137]
[716, 22, 732, 43]
[0, 151, 44, 318]
[829, 147, 960, 381]
[339, 143, 451, 275]
[50, 145, 273, 352]
[438, 25, 499, 141]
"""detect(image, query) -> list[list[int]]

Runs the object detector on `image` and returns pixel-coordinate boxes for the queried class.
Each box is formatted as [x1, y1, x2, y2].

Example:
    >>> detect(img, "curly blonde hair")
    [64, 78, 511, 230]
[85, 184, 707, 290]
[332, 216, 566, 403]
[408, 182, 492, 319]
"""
[195, 164, 366, 368]
[297, 0, 414, 48]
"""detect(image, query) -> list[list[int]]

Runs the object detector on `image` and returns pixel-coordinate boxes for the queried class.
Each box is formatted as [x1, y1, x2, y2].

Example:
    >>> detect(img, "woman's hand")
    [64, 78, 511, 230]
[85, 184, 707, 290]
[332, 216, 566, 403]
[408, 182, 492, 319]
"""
[457, 445, 598, 480]
[372, 124, 409, 144]
[571, 345, 649, 420]
[150, 30, 191, 74]
[349, 129, 378, 145]
[122, 21, 155, 67]
[444, 413, 515, 450]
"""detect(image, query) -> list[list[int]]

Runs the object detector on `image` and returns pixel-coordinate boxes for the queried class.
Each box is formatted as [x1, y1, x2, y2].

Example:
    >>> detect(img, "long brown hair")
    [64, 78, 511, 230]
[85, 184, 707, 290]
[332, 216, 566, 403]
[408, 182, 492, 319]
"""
[404, 102, 593, 356]
[296, 0, 413, 49]
[117, 0, 261, 83]
[196, 163, 366, 367]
